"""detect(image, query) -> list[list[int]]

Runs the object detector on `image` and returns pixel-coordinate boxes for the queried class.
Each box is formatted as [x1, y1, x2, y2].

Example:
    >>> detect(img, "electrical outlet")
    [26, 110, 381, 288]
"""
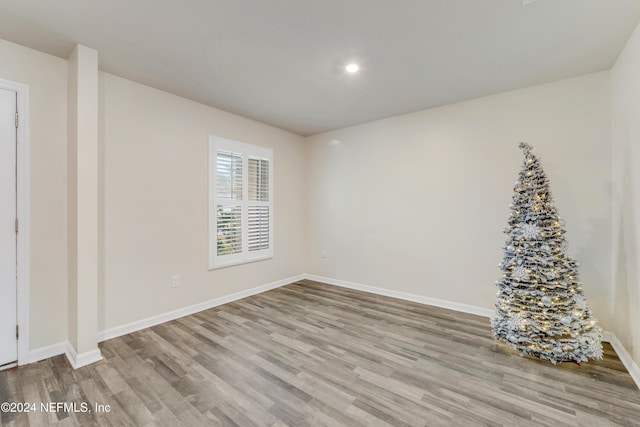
[171, 275, 180, 288]
[322, 250, 328, 262]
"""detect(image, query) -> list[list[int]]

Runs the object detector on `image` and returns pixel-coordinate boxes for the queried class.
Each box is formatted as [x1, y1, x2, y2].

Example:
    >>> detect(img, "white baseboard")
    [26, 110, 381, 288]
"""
[25, 274, 304, 368]
[28, 341, 103, 369]
[304, 274, 495, 318]
[97, 274, 306, 342]
[25, 273, 639, 391]
[64, 342, 103, 369]
[305, 274, 640, 391]
[0, 362, 17, 371]
[29, 341, 67, 364]
[603, 331, 640, 390]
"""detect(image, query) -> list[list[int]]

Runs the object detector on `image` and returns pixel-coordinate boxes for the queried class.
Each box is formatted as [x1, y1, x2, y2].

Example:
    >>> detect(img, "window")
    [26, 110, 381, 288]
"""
[209, 136, 273, 269]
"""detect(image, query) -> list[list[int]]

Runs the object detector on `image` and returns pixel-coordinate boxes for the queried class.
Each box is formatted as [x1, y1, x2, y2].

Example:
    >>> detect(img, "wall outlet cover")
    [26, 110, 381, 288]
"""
[171, 275, 180, 288]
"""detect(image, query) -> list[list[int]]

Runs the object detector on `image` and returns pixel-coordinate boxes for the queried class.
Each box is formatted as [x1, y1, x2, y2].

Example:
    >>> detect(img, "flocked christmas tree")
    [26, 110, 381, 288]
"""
[491, 143, 602, 364]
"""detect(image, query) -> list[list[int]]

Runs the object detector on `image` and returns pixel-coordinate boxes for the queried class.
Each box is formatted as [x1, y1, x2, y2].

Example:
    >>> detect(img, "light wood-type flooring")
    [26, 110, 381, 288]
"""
[1, 280, 639, 426]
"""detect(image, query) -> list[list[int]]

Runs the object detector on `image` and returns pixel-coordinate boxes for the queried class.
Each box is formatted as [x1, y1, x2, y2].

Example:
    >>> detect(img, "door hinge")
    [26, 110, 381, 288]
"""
[15, 112, 18, 128]
[15, 218, 18, 233]
[16, 325, 19, 339]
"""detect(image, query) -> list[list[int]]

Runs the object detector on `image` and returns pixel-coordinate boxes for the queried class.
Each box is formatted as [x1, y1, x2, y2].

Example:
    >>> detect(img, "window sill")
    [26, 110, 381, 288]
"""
[208, 254, 273, 271]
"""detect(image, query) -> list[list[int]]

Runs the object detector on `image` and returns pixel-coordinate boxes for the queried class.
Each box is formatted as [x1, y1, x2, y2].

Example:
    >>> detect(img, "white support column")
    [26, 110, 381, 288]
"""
[67, 44, 102, 368]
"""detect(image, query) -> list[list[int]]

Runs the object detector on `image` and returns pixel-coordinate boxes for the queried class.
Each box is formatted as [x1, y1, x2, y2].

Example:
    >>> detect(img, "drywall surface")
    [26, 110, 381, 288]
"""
[68, 45, 100, 355]
[306, 72, 613, 329]
[0, 39, 68, 350]
[0, 34, 619, 361]
[99, 73, 307, 330]
[612, 20, 640, 368]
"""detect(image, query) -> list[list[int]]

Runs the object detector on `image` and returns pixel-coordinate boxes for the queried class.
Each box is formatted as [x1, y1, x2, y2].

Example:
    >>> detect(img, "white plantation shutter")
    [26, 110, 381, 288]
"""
[209, 137, 273, 269]
[216, 151, 243, 257]
[216, 151, 243, 200]
[248, 157, 270, 252]
[248, 157, 269, 202]
[248, 206, 269, 251]
[216, 205, 242, 255]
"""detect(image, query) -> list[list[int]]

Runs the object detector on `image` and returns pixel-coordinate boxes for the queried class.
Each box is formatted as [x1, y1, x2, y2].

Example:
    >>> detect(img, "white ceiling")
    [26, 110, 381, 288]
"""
[0, 0, 639, 136]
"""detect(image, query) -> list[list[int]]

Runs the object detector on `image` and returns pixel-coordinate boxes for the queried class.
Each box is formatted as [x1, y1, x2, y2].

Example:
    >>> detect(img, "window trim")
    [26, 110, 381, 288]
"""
[209, 136, 273, 270]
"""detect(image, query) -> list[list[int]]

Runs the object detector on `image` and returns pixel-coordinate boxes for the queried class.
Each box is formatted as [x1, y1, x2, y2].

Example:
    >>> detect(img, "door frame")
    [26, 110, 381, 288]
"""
[0, 79, 30, 366]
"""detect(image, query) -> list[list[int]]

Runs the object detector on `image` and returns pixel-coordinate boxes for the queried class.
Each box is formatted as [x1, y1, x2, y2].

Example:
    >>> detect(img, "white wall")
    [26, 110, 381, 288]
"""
[0, 35, 622, 363]
[0, 39, 68, 350]
[68, 45, 100, 356]
[99, 73, 307, 331]
[612, 20, 640, 368]
[0, 37, 308, 353]
[306, 72, 613, 329]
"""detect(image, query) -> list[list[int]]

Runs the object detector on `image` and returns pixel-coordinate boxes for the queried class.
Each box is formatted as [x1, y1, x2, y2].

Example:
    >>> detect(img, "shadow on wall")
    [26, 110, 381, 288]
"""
[614, 216, 632, 346]
[613, 144, 638, 358]
[575, 214, 611, 325]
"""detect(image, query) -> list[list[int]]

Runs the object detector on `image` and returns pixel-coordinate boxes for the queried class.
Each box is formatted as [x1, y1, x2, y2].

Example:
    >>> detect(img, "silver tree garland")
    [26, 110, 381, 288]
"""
[491, 143, 602, 364]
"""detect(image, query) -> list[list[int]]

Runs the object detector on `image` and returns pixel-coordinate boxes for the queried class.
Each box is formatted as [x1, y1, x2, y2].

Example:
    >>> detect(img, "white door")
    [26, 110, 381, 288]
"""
[0, 88, 17, 367]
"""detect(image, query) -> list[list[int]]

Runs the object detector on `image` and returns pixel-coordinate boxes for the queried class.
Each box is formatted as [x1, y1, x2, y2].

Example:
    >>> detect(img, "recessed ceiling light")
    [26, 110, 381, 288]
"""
[346, 63, 359, 73]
